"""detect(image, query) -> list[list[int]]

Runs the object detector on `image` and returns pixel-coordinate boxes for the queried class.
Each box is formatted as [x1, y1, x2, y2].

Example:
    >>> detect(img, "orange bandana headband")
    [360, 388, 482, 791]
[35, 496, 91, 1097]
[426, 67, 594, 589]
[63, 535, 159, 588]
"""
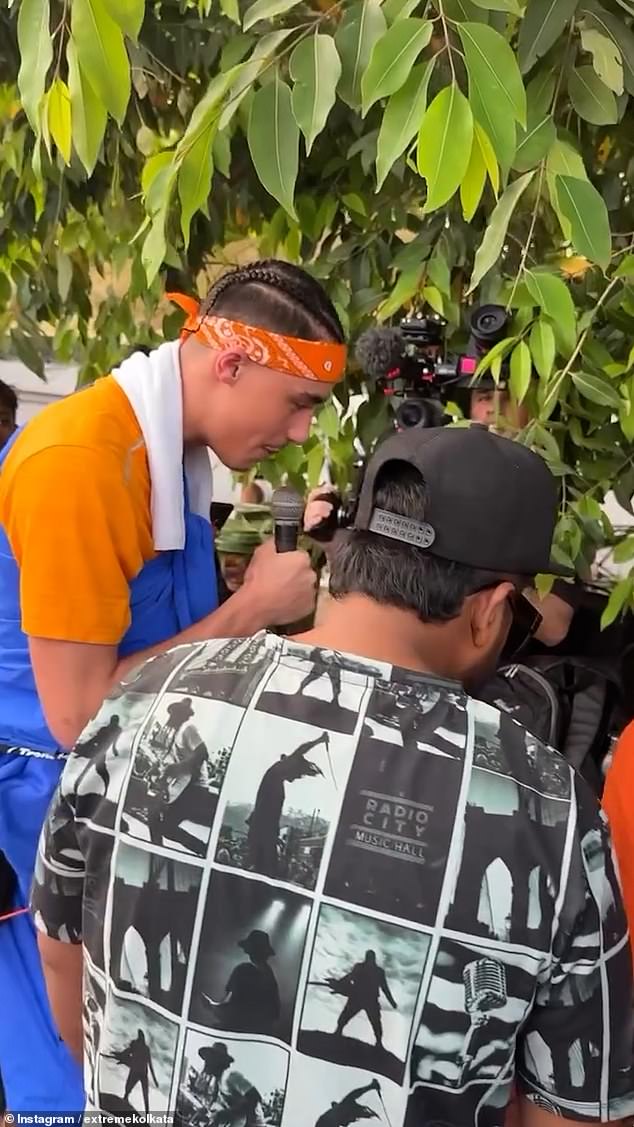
[167, 292, 347, 384]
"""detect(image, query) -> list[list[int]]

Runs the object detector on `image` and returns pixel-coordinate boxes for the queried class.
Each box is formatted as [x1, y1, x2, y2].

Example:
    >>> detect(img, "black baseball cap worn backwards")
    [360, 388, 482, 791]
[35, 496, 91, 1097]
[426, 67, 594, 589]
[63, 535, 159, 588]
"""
[354, 424, 572, 578]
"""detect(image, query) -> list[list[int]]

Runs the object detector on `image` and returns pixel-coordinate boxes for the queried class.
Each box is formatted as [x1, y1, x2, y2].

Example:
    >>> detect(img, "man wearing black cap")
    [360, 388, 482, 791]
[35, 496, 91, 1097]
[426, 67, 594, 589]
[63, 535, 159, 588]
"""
[32, 426, 634, 1126]
[467, 379, 580, 648]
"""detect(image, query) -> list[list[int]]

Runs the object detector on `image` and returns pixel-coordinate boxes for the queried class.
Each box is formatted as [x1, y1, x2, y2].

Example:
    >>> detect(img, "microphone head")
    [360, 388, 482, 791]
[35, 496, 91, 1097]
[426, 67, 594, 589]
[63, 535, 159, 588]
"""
[355, 326, 404, 382]
[271, 485, 304, 525]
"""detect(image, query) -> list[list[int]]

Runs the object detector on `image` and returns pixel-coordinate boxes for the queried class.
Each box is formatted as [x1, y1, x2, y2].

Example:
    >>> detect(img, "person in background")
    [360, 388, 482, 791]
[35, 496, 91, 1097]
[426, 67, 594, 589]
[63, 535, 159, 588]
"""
[0, 259, 346, 1114]
[464, 375, 577, 648]
[215, 503, 273, 596]
[469, 382, 530, 432]
[210, 500, 234, 534]
[32, 425, 634, 1126]
[241, 481, 265, 504]
[602, 720, 634, 963]
[0, 379, 17, 450]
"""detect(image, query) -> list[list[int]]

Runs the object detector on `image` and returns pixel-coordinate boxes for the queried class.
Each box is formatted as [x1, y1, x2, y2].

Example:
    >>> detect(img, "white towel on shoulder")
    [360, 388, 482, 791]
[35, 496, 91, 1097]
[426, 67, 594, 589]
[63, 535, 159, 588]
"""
[112, 340, 213, 551]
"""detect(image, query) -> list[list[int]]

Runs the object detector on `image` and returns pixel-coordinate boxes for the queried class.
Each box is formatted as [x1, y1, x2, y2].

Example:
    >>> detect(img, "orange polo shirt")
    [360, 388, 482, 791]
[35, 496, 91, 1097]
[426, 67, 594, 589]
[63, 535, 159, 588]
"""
[603, 721, 634, 962]
[0, 377, 155, 646]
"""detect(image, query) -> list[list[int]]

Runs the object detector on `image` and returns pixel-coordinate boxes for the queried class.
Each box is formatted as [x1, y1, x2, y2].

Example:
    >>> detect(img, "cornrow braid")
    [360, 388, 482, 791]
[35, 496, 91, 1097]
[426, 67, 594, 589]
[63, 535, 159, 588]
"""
[200, 258, 345, 344]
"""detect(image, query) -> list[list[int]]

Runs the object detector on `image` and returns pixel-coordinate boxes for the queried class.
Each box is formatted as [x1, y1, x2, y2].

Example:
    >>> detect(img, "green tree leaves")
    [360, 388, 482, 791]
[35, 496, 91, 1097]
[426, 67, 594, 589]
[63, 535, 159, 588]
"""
[568, 65, 618, 124]
[243, 0, 303, 30]
[530, 319, 556, 380]
[580, 3, 634, 97]
[510, 340, 532, 402]
[17, 0, 52, 131]
[175, 66, 243, 245]
[573, 371, 622, 408]
[555, 176, 611, 269]
[67, 39, 107, 174]
[460, 123, 498, 220]
[376, 59, 435, 190]
[526, 270, 578, 354]
[104, 0, 144, 41]
[219, 31, 292, 129]
[361, 18, 432, 115]
[71, 0, 131, 124]
[248, 75, 299, 218]
[417, 85, 473, 212]
[290, 34, 341, 155]
[458, 22, 526, 168]
[468, 170, 535, 291]
[336, 0, 386, 110]
[580, 26, 624, 94]
[518, 0, 580, 74]
[601, 578, 634, 629]
[48, 80, 72, 164]
[472, 0, 521, 10]
[178, 132, 215, 245]
[513, 75, 556, 172]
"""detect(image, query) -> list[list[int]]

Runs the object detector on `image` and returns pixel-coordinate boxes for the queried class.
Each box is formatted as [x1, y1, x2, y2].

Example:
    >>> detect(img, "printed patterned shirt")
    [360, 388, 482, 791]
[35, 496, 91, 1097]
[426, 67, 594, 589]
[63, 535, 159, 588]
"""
[32, 633, 634, 1126]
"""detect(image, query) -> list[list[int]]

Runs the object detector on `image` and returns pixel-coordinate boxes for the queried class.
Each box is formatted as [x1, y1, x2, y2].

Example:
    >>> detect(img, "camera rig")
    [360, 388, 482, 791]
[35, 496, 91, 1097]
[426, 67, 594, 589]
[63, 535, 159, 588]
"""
[310, 304, 513, 541]
[355, 303, 511, 431]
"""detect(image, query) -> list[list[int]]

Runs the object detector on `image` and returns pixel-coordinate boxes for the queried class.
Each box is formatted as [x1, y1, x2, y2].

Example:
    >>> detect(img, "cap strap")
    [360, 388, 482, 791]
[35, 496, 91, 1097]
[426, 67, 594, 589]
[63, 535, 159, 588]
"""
[368, 507, 436, 549]
[166, 292, 346, 384]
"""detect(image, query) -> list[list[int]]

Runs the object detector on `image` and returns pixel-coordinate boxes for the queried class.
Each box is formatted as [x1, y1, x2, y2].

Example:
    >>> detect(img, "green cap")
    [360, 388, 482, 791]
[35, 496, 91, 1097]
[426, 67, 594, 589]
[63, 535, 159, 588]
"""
[215, 503, 273, 557]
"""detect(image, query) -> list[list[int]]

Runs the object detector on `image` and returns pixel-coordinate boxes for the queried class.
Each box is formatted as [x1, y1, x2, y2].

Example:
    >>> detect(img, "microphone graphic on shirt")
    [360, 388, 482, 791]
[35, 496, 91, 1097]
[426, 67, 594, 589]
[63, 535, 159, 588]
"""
[460, 958, 507, 1083]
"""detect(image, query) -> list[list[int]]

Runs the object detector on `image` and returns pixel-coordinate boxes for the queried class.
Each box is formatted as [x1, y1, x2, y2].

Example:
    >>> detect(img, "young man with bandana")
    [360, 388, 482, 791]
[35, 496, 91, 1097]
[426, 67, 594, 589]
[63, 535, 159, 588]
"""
[0, 260, 346, 1114]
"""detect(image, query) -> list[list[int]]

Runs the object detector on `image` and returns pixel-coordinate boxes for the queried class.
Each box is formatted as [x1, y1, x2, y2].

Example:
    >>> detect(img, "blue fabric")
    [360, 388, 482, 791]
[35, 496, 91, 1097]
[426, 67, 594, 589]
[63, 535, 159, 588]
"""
[0, 425, 218, 1112]
[0, 754, 84, 1115]
[0, 429, 55, 752]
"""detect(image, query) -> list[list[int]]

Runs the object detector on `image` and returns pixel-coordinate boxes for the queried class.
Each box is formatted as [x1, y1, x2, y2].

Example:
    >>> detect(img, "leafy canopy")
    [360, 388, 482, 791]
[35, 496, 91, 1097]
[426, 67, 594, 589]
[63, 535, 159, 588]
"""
[2, 0, 634, 619]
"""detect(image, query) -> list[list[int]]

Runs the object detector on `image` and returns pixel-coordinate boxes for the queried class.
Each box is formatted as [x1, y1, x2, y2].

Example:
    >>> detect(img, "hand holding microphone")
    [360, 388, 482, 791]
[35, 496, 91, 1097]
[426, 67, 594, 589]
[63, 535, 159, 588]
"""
[271, 484, 305, 553]
[240, 486, 317, 626]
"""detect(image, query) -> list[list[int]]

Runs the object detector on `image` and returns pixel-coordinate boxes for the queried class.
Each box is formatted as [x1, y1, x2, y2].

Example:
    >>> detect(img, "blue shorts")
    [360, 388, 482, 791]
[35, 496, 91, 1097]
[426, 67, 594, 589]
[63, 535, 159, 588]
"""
[0, 749, 84, 1114]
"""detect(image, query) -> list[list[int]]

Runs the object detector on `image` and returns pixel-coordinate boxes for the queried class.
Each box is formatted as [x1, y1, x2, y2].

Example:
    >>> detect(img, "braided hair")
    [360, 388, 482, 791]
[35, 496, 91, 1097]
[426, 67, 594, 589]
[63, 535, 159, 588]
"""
[201, 259, 344, 344]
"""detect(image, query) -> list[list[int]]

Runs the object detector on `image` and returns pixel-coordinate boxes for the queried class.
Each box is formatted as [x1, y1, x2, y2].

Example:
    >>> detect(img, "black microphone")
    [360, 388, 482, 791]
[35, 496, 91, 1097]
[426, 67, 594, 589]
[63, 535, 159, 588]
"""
[355, 326, 404, 381]
[271, 486, 304, 553]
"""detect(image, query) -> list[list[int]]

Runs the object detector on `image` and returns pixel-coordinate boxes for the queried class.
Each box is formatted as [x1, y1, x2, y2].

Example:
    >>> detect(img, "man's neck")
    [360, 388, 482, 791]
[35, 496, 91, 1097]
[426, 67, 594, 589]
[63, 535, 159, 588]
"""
[296, 595, 461, 680]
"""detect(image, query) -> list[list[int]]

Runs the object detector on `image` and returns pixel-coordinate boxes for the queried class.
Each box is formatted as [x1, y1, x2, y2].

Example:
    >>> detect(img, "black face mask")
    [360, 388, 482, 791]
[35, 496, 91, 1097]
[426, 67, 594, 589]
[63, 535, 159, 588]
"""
[500, 590, 542, 663]
[466, 585, 543, 686]
[461, 588, 542, 697]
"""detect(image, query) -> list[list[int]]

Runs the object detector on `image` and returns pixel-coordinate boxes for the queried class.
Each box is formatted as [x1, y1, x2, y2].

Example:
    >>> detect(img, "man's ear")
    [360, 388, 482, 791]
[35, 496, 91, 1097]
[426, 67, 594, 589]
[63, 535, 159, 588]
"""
[214, 349, 245, 385]
[470, 582, 514, 649]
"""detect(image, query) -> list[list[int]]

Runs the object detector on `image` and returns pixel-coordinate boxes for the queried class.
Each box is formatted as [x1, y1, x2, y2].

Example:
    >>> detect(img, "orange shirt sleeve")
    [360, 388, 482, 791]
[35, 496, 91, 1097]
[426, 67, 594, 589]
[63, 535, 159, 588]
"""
[2, 444, 147, 645]
[603, 722, 634, 962]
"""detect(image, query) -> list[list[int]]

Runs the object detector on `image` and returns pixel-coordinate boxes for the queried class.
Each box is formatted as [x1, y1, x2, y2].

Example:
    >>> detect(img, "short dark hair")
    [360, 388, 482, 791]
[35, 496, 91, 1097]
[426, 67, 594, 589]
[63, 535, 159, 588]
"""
[201, 259, 344, 344]
[329, 462, 522, 623]
[0, 380, 17, 415]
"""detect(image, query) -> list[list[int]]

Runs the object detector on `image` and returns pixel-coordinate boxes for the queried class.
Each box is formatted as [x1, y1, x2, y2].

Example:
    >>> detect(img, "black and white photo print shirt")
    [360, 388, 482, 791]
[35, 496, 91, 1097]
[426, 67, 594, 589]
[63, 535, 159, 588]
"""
[32, 633, 634, 1126]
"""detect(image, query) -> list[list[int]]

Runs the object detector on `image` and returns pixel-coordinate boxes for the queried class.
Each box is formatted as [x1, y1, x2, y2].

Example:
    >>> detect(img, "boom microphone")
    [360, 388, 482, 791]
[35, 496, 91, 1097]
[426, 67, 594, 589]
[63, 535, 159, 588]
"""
[271, 486, 304, 553]
[355, 326, 404, 382]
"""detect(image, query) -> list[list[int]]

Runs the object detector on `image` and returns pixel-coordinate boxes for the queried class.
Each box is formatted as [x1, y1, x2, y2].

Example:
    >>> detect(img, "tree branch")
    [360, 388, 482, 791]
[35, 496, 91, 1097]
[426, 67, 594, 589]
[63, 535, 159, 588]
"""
[507, 161, 546, 310]
[559, 242, 634, 383]
[437, 1, 456, 83]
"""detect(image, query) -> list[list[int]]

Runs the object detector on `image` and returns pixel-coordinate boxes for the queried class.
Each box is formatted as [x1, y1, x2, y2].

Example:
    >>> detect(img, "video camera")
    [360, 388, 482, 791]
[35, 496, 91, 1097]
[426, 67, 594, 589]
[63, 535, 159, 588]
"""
[310, 304, 513, 541]
[355, 303, 511, 431]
